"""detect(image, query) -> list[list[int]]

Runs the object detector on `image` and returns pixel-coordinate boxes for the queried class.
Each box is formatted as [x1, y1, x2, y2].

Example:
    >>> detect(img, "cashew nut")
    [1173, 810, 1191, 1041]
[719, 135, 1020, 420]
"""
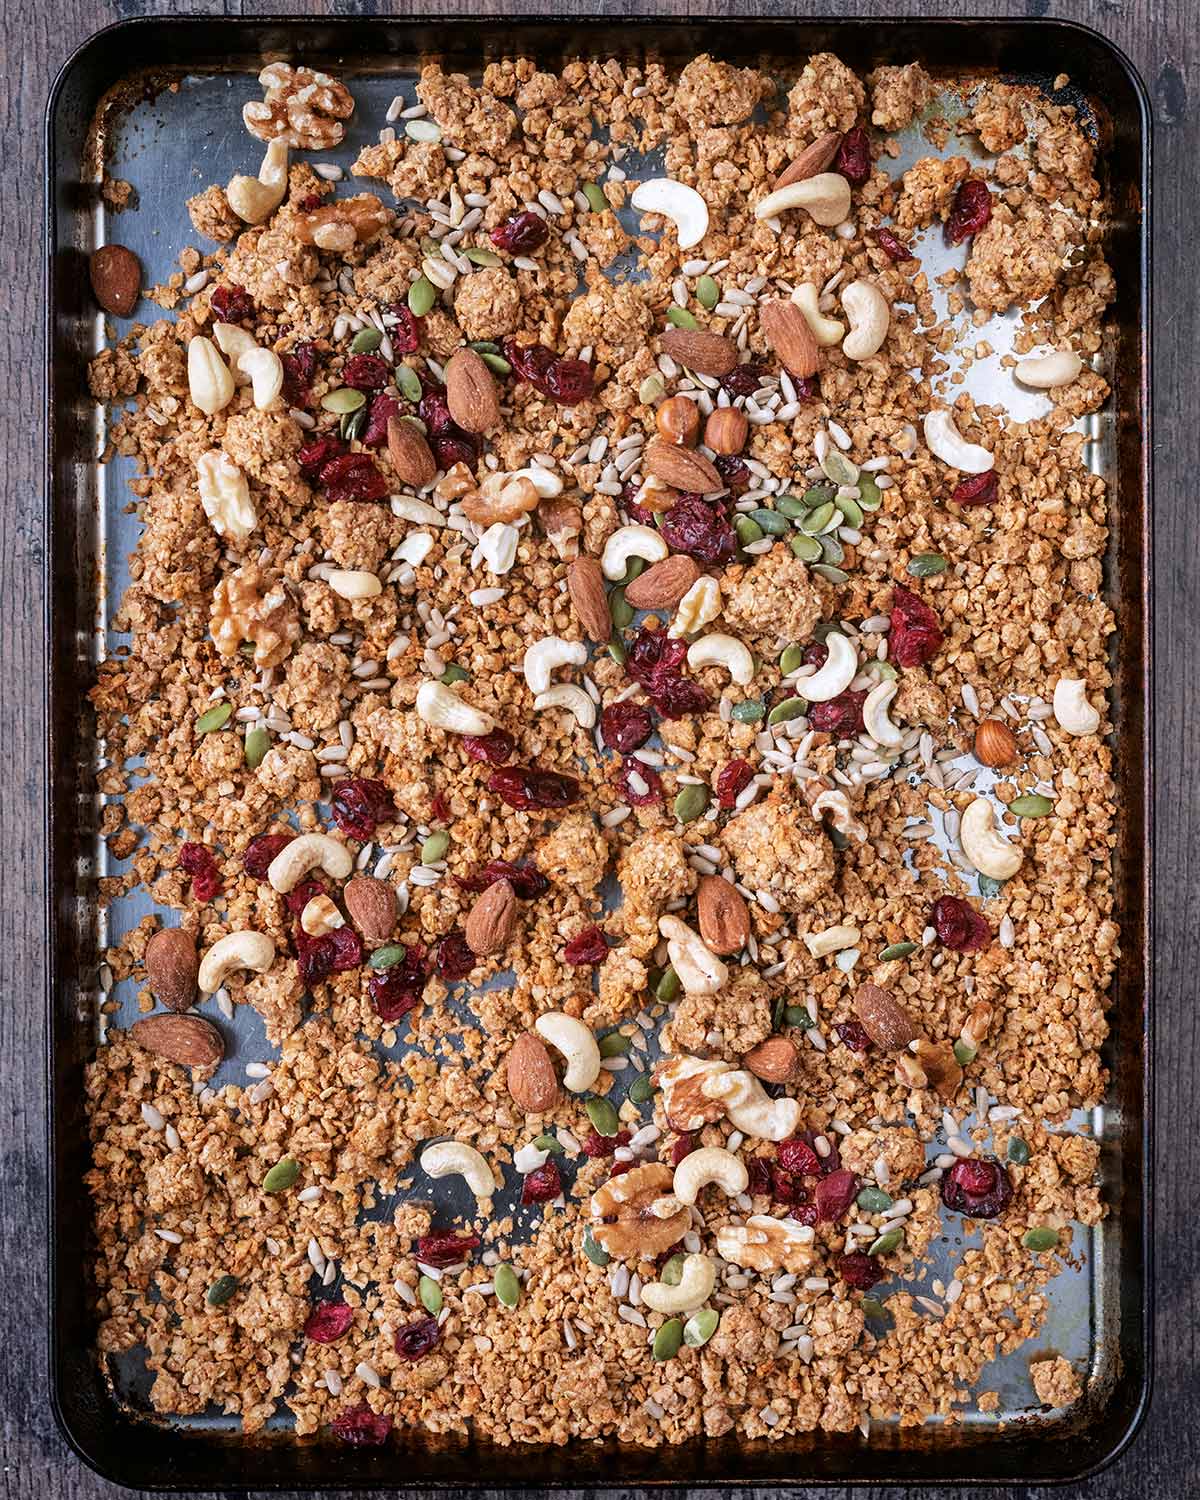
[601, 524, 669, 582]
[327, 569, 382, 601]
[790, 283, 844, 346]
[1052, 677, 1101, 737]
[686, 633, 754, 686]
[226, 139, 289, 224]
[672, 1146, 748, 1206]
[196, 450, 257, 545]
[799, 631, 857, 701]
[669, 575, 721, 638]
[187, 335, 235, 416]
[923, 409, 994, 474]
[1015, 350, 1084, 389]
[420, 1140, 498, 1199]
[810, 787, 867, 844]
[862, 679, 903, 748]
[640, 1252, 716, 1315]
[300, 893, 344, 936]
[198, 930, 276, 992]
[754, 173, 852, 228]
[476, 521, 520, 576]
[237, 347, 284, 410]
[960, 797, 1024, 881]
[630, 177, 709, 249]
[840, 280, 891, 361]
[266, 832, 354, 894]
[659, 915, 728, 997]
[533, 683, 596, 729]
[534, 1012, 601, 1092]
[523, 636, 588, 695]
[415, 680, 497, 736]
[705, 1070, 801, 1142]
[803, 923, 860, 958]
[212, 323, 257, 384]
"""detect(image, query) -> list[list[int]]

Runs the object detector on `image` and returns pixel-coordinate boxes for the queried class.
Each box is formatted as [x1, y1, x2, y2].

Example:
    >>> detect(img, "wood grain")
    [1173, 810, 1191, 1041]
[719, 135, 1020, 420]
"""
[5, 1, 1192, 1496]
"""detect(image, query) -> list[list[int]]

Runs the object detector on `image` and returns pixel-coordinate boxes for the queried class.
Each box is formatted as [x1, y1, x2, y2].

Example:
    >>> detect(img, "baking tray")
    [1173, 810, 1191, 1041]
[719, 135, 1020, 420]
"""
[45, 14, 1153, 1490]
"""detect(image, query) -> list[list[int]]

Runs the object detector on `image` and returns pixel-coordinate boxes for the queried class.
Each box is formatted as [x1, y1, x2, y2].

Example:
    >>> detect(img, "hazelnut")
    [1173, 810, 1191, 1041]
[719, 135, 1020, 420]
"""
[974, 718, 1019, 767]
[704, 407, 749, 455]
[655, 395, 700, 448]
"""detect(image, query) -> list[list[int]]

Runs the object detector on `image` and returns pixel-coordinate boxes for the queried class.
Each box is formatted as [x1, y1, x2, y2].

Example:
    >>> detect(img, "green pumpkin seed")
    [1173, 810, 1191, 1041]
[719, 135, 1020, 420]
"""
[821, 450, 859, 486]
[609, 587, 634, 630]
[420, 235, 442, 257]
[421, 831, 449, 864]
[652, 1317, 684, 1361]
[953, 1038, 977, 1066]
[440, 664, 470, 685]
[369, 944, 407, 970]
[818, 534, 845, 565]
[340, 407, 367, 442]
[598, 1031, 631, 1058]
[875, 661, 898, 680]
[1023, 1227, 1059, 1252]
[196, 703, 232, 735]
[244, 726, 270, 769]
[585, 1096, 619, 1136]
[775, 493, 809, 520]
[350, 327, 383, 354]
[767, 696, 807, 727]
[494, 1263, 521, 1308]
[683, 1307, 719, 1348]
[582, 181, 608, 213]
[813, 564, 850, 584]
[467, 340, 501, 354]
[628, 1073, 656, 1104]
[582, 1228, 610, 1266]
[748, 507, 792, 537]
[463, 246, 502, 267]
[784, 1004, 813, 1029]
[857, 1186, 893, 1214]
[321, 387, 366, 415]
[868, 1227, 904, 1257]
[879, 941, 918, 961]
[666, 306, 698, 330]
[771, 993, 786, 1031]
[731, 699, 765, 724]
[1007, 1136, 1031, 1165]
[1010, 793, 1054, 818]
[977, 874, 1006, 899]
[735, 516, 765, 546]
[908, 552, 947, 578]
[655, 966, 681, 1003]
[803, 484, 837, 508]
[533, 1133, 564, 1154]
[660, 1253, 686, 1287]
[405, 118, 443, 143]
[798, 501, 837, 536]
[419, 1274, 443, 1314]
[479, 351, 511, 376]
[790, 534, 824, 563]
[263, 1158, 300, 1193]
[639, 373, 666, 404]
[696, 275, 720, 310]
[408, 275, 437, 317]
[834, 493, 864, 527]
[857, 475, 883, 511]
[860, 1296, 887, 1321]
[395, 364, 423, 402]
[206, 1273, 239, 1307]
[621, 556, 646, 586]
[608, 638, 627, 666]
[674, 785, 710, 824]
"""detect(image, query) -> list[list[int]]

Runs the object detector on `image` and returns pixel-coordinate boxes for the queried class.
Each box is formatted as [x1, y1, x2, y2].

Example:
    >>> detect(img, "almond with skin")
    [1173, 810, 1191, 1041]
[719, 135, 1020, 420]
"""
[144, 928, 199, 1013]
[131, 1013, 224, 1068]
[444, 348, 501, 433]
[853, 982, 918, 1050]
[387, 415, 437, 487]
[660, 327, 738, 377]
[760, 300, 820, 378]
[974, 718, 1018, 768]
[773, 131, 843, 189]
[624, 554, 701, 610]
[506, 1032, 560, 1112]
[696, 874, 751, 955]
[464, 877, 517, 956]
[343, 875, 397, 945]
[89, 244, 141, 317]
[643, 442, 722, 495]
[566, 556, 613, 643]
[742, 1035, 799, 1083]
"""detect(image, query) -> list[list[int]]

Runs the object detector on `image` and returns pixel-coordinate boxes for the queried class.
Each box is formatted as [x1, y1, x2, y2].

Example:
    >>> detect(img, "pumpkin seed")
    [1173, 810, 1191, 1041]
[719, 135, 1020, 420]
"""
[696, 275, 720, 310]
[775, 493, 808, 520]
[674, 784, 710, 824]
[609, 587, 634, 630]
[790, 534, 823, 563]
[660, 1253, 686, 1286]
[420, 235, 442, 257]
[683, 1307, 719, 1348]
[421, 831, 449, 864]
[244, 726, 270, 769]
[735, 516, 765, 546]
[263, 1158, 300, 1193]
[868, 1227, 904, 1257]
[608, 638, 627, 666]
[857, 475, 882, 511]
[598, 1031, 631, 1058]
[369, 944, 407, 970]
[479, 351, 511, 376]
[1010, 793, 1054, 818]
[860, 1296, 888, 1321]
[468, 340, 501, 354]
[585, 1096, 619, 1136]
[812, 564, 849, 584]
[196, 703, 232, 735]
[655, 966, 680, 1003]
[834, 493, 864, 527]
[494, 1264, 521, 1308]
[405, 118, 443, 143]
[395, 364, 423, 402]
[821, 450, 859, 486]
[953, 1039, 977, 1066]
[907, 552, 947, 578]
[419, 1274, 443, 1314]
[652, 1317, 684, 1361]
[582, 181, 608, 213]
[639, 373, 665, 404]
[803, 484, 836, 508]
[321, 387, 366, 415]
[1007, 1136, 1031, 1165]
[879, 941, 918, 962]
[407, 275, 437, 317]
[463, 246, 502, 267]
[340, 407, 367, 442]
[798, 501, 836, 536]
[1022, 1227, 1059, 1252]
[748, 507, 792, 537]
[206, 1273, 239, 1307]
[784, 1005, 813, 1029]
[528, 1135, 562, 1158]
[628, 1073, 656, 1104]
[621, 556, 646, 586]
[771, 993, 786, 1031]
[440, 664, 470, 685]
[818, 534, 845, 565]
[582, 1228, 610, 1266]
[767, 696, 806, 727]
[828, 825, 850, 851]
[875, 661, 898, 680]
[350, 327, 383, 354]
[977, 874, 1006, 899]
[666, 306, 698, 330]
[731, 699, 764, 724]
[856, 1186, 893, 1214]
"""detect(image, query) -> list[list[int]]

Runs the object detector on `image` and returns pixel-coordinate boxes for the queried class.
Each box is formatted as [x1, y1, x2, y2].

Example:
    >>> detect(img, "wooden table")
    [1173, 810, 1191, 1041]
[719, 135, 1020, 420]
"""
[6, 1, 1191, 1495]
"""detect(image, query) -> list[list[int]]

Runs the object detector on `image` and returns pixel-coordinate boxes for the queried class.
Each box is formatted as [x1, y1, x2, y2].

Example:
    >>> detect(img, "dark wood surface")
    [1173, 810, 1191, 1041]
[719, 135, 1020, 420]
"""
[5, 1, 1192, 1495]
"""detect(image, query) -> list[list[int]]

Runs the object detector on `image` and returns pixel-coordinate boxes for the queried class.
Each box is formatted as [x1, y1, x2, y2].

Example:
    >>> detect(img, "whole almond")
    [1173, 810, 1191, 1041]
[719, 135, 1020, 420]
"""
[89, 244, 141, 317]
[344, 875, 397, 944]
[144, 927, 199, 1013]
[704, 408, 749, 455]
[387, 415, 437, 487]
[444, 348, 500, 433]
[566, 556, 613, 643]
[660, 327, 738, 377]
[643, 442, 722, 495]
[743, 1035, 799, 1083]
[506, 1031, 560, 1112]
[625, 554, 701, 610]
[465, 877, 517, 956]
[853, 982, 918, 1050]
[974, 718, 1019, 768]
[696, 874, 751, 955]
[131, 1013, 224, 1068]
[773, 131, 843, 190]
[759, 300, 820, 378]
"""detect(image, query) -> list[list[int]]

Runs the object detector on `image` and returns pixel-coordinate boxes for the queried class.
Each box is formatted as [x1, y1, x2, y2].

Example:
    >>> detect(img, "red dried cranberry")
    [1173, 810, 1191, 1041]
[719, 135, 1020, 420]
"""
[209, 284, 256, 324]
[941, 1157, 1012, 1219]
[487, 766, 581, 811]
[330, 778, 395, 840]
[804, 1129, 842, 1176]
[305, 925, 362, 980]
[952, 470, 999, 508]
[490, 210, 550, 254]
[461, 729, 515, 765]
[284, 876, 327, 916]
[670, 1132, 696, 1167]
[809, 689, 868, 738]
[625, 627, 709, 719]
[622, 483, 657, 528]
[719, 362, 767, 398]
[178, 842, 221, 902]
[890, 584, 944, 668]
[432, 434, 478, 472]
[814, 1168, 859, 1222]
[341, 354, 391, 392]
[609, 1158, 636, 1177]
[616, 755, 662, 806]
[417, 1229, 480, 1267]
[319, 452, 389, 504]
[281, 342, 317, 408]
[790, 1202, 820, 1227]
[777, 1137, 821, 1176]
[544, 357, 594, 406]
[243, 832, 294, 879]
[503, 338, 557, 387]
[366, 943, 427, 1021]
[419, 389, 454, 436]
[794, 374, 819, 403]
[770, 1165, 808, 1206]
[945, 179, 992, 246]
[747, 1156, 772, 1196]
[930, 895, 991, 953]
[876, 227, 914, 262]
[803, 641, 829, 668]
[433, 930, 475, 982]
[564, 925, 609, 965]
[331, 1404, 392, 1446]
[661, 495, 736, 566]
[836, 1020, 874, 1053]
[582, 1128, 630, 1159]
[716, 759, 754, 809]
[835, 125, 871, 186]
[431, 793, 450, 822]
[457, 860, 548, 899]
[304, 1300, 354, 1343]
[837, 1251, 885, 1290]
[361, 391, 403, 449]
[394, 1315, 441, 1361]
[714, 454, 752, 494]
[386, 305, 424, 355]
[601, 702, 653, 754]
[299, 436, 346, 482]
[521, 1159, 562, 1205]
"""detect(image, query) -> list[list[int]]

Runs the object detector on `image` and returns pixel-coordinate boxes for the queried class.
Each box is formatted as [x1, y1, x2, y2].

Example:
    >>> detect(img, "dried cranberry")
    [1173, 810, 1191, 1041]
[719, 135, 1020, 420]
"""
[418, 389, 454, 436]
[209, 284, 256, 324]
[876, 227, 914, 262]
[945, 179, 992, 246]
[601, 703, 653, 754]
[617, 755, 662, 806]
[178, 842, 221, 902]
[281, 342, 317, 408]
[457, 860, 548, 899]
[719, 362, 767, 398]
[417, 1229, 480, 1267]
[503, 338, 557, 387]
[331, 1405, 392, 1446]
[814, 1168, 859, 1222]
[298, 436, 346, 482]
[794, 374, 819, 404]
[297, 925, 362, 985]
[835, 125, 871, 186]
[432, 434, 478, 472]
[836, 1020, 874, 1053]
[243, 832, 294, 879]
[803, 641, 829, 668]
[300, 193, 322, 212]
[304, 1300, 355, 1343]
[770, 1165, 808, 1206]
[582, 1128, 630, 1159]
[521, 1159, 562, 1204]
[941, 1157, 1012, 1219]
[490, 210, 550, 254]
[433, 930, 475, 982]
[319, 452, 389, 504]
[609, 1158, 636, 1177]
[747, 1156, 772, 1196]
[564, 925, 609, 965]
[386, 305, 424, 355]
[930, 895, 991, 953]
[777, 1137, 821, 1176]
[837, 1251, 885, 1290]
[284, 876, 326, 916]
[670, 1132, 696, 1167]
[790, 1202, 820, 1227]
[366, 943, 427, 1021]
[803, 1129, 842, 1176]
[714, 454, 752, 495]
[544, 357, 595, 406]
[952, 470, 999, 508]
[625, 626, 709, 719]
[488, 766, 581, 811]
[461, 729, 515, 765]
[394, 1315, 441, 1361]
[890, 584, 944, 668]
[361, 391, 403, 449]
[661, 495, 737, 567]
[716, 759, 754, 809]
[341, 354, 390, 392]
[330, 778, 395, 840]
[809, 689, 868, 738]
[431, 793, 450, 822]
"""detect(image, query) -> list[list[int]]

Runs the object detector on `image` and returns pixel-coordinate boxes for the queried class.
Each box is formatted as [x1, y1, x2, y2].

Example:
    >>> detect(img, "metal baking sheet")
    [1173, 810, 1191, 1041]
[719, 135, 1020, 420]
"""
[46, 16, 1151, 1490]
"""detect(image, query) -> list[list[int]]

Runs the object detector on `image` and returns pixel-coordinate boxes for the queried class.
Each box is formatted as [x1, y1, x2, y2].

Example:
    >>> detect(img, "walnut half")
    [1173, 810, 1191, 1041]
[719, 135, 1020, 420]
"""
[242, 64, 355, 151]
[211, 561, 300, 670]
[590, 1163, 690, 1261]
[716, 1214, 816, 1275]
[654, 1055, 732, 1132]
[295, 194, 390, 254]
